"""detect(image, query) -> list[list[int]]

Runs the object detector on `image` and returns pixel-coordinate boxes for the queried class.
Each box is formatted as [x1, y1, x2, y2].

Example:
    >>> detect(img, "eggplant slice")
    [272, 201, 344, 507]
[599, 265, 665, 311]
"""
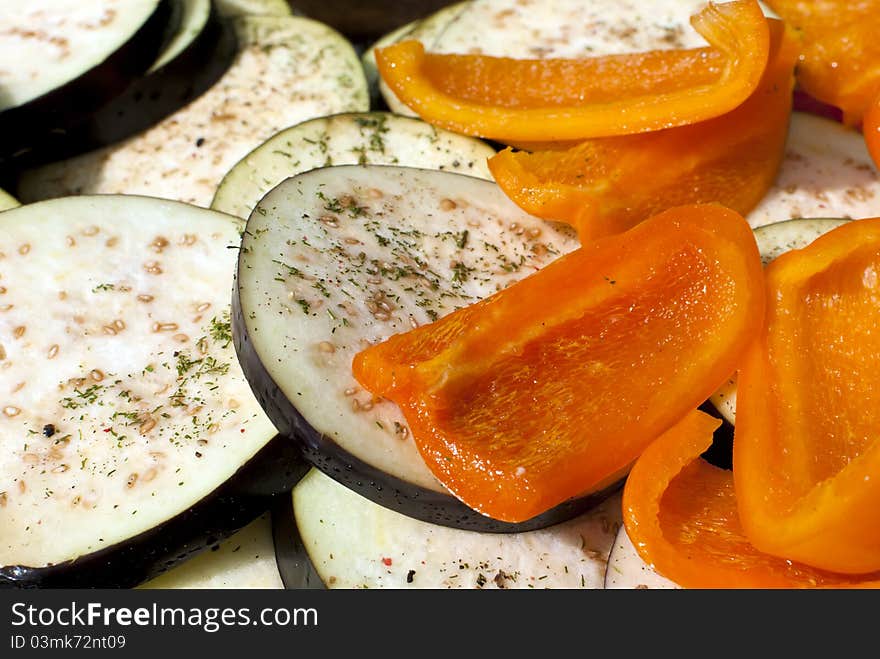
[274, 469, 622, 589]
[0, 0, 177, 162]
[140, 512, 283, 589]
[211, 111, 496, 219]
[747, 113, 880, 229]
[17, 15, 369, 208]
[235, 165, 623, 531]
[0, 195, 305, 588]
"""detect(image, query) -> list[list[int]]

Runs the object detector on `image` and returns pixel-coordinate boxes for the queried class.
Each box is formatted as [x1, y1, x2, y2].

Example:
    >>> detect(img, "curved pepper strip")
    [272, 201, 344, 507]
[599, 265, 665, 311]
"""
[353, 205, 765, 523]
[375, 0, 769, 142]
[765, 0, 880, 126]
[735, 218, 880, 574]
[623, 410, 880, 588]
[487, 19, 796, 241]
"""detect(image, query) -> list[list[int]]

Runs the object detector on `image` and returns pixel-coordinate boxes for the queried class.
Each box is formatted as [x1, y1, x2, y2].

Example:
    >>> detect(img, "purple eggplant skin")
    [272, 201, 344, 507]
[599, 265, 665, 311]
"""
[231, 261, 623, 534]
[0, 0, 180, 169]
[0, 434, 309, 590]
[5, 0, 239, 171]
[271, 495, 325, 590]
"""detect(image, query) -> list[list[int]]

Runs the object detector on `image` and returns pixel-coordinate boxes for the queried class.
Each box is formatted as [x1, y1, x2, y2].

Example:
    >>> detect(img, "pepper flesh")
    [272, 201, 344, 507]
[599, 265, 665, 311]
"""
[764, 0, 880, 126]
[622, 410, 880, 588]
[375, 0, 769, 142]
[353, 205, 765, 522]
[487, 19, 796, 241]
[863, 88, 880, 170]
[735, 218, 880, 574]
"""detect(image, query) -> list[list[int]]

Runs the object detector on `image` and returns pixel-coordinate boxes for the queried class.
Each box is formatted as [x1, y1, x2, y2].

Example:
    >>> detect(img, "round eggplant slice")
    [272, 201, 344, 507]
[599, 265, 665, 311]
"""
[710, 217, 850, 425]
[211, 111, 496, 219]
[0, 195, 306, 589]
[139, 512, 283, 589]
[0, 0, 177, 160]
[274, 469, 622, 589]
[235, 164, 624, 532]
[17, 15, 369, 208]
[604, 526, 678, 590]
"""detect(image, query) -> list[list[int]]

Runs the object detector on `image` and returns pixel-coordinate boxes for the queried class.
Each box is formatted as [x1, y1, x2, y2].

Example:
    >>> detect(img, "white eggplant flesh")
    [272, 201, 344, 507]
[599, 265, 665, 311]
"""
[212, 111, 495, 219]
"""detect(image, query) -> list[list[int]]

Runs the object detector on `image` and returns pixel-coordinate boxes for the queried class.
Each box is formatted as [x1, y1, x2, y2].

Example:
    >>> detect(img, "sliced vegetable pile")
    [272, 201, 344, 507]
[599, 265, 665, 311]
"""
[353, 204, 764, 522]
[234, 164, 610, 532]
[4, 0, 880, 589]
[487, 17, 797, 239]
[358, 0, 880, 587]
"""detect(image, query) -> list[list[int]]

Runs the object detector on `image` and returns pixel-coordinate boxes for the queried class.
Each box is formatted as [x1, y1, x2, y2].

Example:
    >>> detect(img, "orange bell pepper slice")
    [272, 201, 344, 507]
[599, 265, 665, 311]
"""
[487, 19, 797, 241]
[623, 409, 880, 588]
[765, 0, 880, 126]
[735, 218, 880, 575]
[353, 204, 765, 523]
[375, 0, 770, 142]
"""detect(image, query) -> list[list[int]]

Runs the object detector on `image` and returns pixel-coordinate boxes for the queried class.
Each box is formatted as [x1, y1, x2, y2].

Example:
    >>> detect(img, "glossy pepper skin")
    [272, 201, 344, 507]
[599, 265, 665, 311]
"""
[862, 88, 880, 170]
[622, 410, 880, 588]
[735, 218, 880, 575]
[353, 204, 765, 523]
[487, 19, 797, 242]
[375, 0, 770, 143]
[765, 0, 880, 126]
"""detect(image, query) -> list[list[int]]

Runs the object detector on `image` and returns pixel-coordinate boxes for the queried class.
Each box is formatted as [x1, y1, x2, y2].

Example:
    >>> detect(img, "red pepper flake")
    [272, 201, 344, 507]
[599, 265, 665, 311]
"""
[103, 428, 112, 433]
[382, 557, 392, 566]
[240, 428, 245, 433]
